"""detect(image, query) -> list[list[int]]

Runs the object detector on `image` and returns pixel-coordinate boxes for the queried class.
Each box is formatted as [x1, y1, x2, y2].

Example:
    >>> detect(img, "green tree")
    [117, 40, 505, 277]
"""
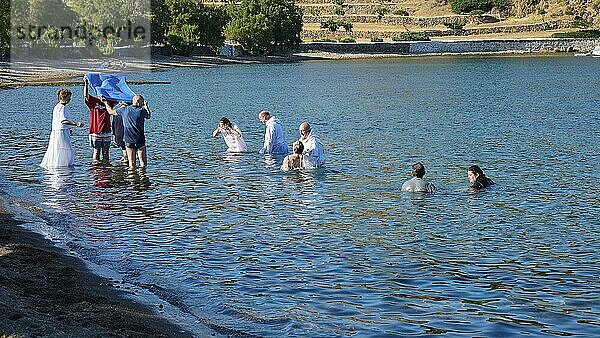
[225, 0, 303, 55]
[0, 0, 9, 56]
[157, 0, 228, 55]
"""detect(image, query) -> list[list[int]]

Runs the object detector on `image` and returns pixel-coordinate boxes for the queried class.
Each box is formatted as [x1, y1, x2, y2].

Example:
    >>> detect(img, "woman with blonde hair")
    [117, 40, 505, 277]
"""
[40, 89, 85, 168]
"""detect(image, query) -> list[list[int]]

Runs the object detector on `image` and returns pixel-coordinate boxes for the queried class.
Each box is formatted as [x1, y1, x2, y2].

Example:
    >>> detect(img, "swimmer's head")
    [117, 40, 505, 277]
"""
[412, 162, 425, 178]
[468, 165, 484, 183]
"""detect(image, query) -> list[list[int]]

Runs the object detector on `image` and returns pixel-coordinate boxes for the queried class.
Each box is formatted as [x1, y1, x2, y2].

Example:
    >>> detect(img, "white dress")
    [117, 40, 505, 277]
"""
[221, 123, 247, 153]
[40, 103, 76, 168]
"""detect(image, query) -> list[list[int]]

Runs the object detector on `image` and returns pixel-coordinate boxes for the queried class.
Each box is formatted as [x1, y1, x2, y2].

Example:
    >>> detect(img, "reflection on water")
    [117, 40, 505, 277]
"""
[0, 57, 599, 337]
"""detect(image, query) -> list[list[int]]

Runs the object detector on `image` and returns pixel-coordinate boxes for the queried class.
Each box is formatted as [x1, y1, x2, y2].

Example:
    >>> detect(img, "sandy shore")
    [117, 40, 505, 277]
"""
[0, 197, 194, 337]
[0, 54, 318, 90]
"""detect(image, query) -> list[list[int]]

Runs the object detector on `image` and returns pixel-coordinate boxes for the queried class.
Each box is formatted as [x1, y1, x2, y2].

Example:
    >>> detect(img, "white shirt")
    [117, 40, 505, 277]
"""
[299, 132, 326, 168]
[262, 117, 288, 154]
[221, 123, 247, 152]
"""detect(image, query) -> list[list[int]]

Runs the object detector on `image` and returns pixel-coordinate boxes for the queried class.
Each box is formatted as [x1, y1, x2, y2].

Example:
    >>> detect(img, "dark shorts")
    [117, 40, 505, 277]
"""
[89, 133, 111, 150]
[125, 141, 146, 150]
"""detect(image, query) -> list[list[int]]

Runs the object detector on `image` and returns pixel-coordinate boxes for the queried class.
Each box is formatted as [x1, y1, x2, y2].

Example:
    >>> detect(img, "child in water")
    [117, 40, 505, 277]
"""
[281, 141, 304, 171]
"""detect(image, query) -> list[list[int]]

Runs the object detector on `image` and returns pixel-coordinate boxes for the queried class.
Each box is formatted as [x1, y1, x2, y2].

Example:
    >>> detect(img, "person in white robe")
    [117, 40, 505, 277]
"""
[212, 117, 247, 153]
[40, 89, 85, 168]
[258, 110, 288, 155]
[298, 122, 326, 168]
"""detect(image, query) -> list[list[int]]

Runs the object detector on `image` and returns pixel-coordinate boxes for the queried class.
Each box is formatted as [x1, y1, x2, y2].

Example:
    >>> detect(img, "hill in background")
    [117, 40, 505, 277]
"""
[287, 0, 600, 41]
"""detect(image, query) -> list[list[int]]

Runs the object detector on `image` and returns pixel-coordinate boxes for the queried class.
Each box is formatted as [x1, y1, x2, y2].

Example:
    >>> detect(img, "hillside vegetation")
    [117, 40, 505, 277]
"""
[290, 0, 600, 41]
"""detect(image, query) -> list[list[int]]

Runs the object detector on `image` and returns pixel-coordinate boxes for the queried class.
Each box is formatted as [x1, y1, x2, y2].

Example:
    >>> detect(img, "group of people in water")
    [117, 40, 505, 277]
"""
[212, 110, 326, 171]
[40, 85, 494, 192]
[400, 162, 495, 193]
[41, 79, 152, 170]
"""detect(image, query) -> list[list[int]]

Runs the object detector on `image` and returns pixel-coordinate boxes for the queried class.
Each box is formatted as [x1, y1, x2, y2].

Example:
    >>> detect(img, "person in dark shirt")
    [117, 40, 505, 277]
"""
[468, 165, 495, 190]
[104, 95, 151, 169]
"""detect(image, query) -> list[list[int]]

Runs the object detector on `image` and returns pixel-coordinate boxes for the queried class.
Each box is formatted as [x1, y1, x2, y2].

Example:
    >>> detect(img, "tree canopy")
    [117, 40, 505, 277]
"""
[0, 0, 9, 56]
[224, 0, 303, 55]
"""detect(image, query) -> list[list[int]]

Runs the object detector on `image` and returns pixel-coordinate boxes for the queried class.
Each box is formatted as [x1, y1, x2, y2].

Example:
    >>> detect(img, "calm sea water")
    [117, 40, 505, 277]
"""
[1, 56, 599, 337]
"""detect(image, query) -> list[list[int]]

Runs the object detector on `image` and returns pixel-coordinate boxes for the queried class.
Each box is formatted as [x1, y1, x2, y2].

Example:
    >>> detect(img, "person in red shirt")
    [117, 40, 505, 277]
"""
[83, 76, 115, 164]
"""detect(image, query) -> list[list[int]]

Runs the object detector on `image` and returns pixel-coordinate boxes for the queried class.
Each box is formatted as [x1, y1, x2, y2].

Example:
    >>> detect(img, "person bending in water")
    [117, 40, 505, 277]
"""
[468, 165, 495, 190]
[258, 110, 289, 155]
[212, 117, 247, 153]
[401, 162, 437, 193]
[281, 141, 304, 171]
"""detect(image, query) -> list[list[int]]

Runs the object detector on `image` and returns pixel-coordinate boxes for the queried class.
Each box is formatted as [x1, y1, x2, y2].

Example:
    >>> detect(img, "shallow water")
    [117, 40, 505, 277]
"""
[1, 55, 599, 336]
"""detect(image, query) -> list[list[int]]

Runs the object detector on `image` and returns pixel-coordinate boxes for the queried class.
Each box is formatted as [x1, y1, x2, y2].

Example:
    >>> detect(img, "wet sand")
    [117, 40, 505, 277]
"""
[0, 199, 193, 337]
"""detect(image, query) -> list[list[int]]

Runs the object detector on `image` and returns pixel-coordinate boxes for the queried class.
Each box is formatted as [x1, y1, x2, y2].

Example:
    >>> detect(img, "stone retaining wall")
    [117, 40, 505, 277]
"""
[301, 21, 574, 41]
[298, 39, 600, 55]
[303, 14, 499, 26]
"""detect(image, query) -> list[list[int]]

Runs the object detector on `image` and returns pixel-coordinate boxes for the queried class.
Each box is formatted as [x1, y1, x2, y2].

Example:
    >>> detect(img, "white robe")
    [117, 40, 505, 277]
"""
[220, 123, 247, 153]
[261, 117, 288, 154]
[299, 132, 326, 168]
[40, 103, 76, 168]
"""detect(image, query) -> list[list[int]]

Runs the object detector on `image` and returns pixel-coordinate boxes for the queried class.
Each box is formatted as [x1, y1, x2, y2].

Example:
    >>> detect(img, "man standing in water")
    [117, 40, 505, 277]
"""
[103, 95, 151, 169]
[298, 122, 325, 168]
[401, 162, 437, 193]
[83, 76, 113, 164]
[258, 110, 289, 155]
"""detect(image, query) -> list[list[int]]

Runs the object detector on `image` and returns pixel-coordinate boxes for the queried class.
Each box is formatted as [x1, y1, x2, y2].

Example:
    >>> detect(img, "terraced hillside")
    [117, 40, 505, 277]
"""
[297, 0, 599, 41]
[198, 0, 600, 42]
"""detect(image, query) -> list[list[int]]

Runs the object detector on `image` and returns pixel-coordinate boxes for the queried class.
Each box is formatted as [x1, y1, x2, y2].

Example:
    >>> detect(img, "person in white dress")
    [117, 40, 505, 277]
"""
[40, 89, 85, 168]
[212, 117, 247, 152]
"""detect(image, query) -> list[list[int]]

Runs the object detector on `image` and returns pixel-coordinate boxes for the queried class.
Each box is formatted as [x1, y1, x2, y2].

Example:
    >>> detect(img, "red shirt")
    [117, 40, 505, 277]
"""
[85, 95, 111, 134]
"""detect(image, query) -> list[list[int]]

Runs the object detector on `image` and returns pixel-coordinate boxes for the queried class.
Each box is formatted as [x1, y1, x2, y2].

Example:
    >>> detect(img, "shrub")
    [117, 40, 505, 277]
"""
[225, 0, 303, 55]
[341, 22, 353, 32]
[392, 32, 431, 41]
[491, 0, 509, 11]
[374, 6, 390, 21]
[470, 9, 485, 16]
[333, 0, 344, 6]
[551, 30, 600, 38]
[321, 20, 340, 32]
[334, 7, 345, 16]
[449, 0, 493, 14]
[571, 19, 591, 28]
[393, 9, 410, 16]
[444, 20, 467, 30]
[339, 37, 356, 43]
[564, 6, 574, 15]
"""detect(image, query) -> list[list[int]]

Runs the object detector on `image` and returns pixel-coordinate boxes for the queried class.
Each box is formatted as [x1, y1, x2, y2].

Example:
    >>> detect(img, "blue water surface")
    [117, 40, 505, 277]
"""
[1, 55, 599, 337]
